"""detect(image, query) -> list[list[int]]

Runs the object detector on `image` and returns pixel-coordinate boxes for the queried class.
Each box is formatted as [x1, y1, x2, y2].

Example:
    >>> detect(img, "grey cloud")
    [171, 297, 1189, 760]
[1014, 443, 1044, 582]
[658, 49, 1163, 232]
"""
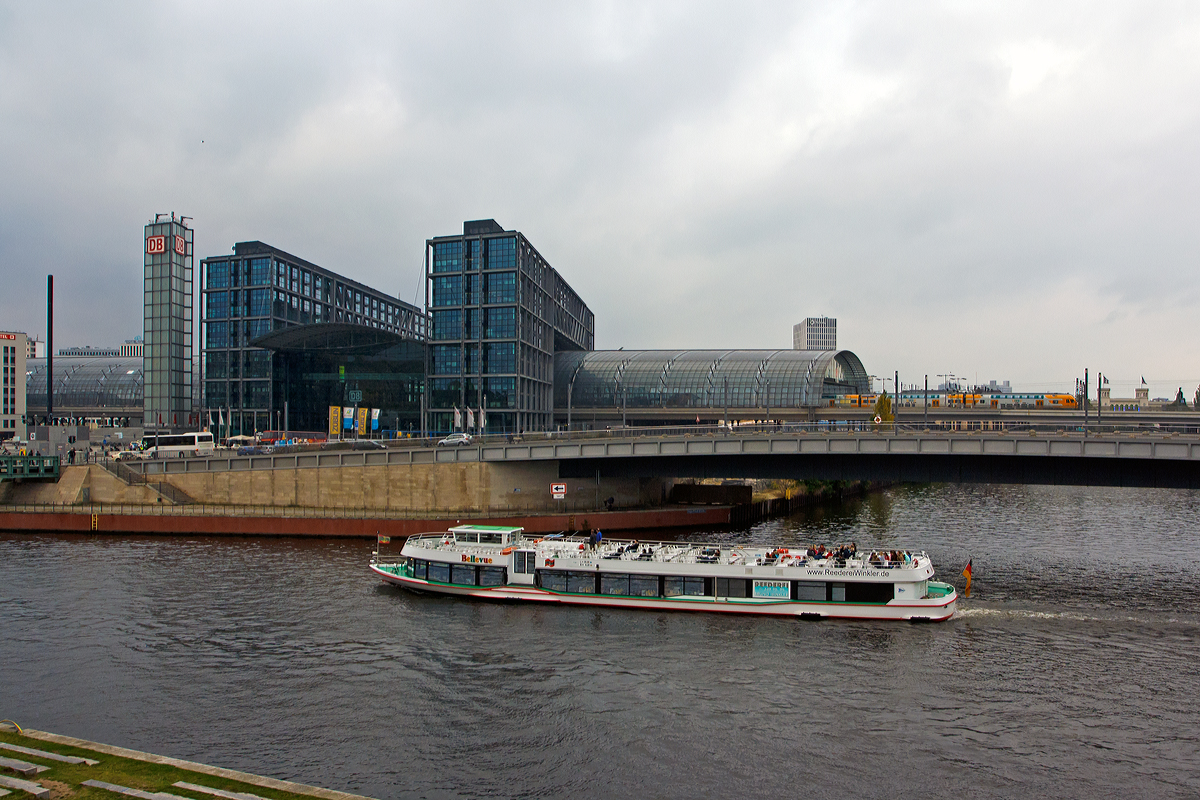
[1, 1, 1198, 397]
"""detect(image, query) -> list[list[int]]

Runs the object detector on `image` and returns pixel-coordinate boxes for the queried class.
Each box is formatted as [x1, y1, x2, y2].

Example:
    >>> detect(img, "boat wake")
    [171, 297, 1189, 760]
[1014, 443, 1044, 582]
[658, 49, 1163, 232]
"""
[955, 605, 1199, 627]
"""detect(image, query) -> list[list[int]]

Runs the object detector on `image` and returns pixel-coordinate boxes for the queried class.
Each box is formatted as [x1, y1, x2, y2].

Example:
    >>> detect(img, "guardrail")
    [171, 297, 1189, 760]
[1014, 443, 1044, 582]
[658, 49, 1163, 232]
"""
[0, 499, 614, 518]
[112, 422, 1200, 478]
[0, 454, 61, 481]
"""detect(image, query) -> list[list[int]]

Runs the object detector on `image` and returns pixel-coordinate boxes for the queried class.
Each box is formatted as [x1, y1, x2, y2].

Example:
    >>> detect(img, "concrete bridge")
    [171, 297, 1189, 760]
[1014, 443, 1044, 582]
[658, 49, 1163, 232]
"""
[132, 426, 1200, 489]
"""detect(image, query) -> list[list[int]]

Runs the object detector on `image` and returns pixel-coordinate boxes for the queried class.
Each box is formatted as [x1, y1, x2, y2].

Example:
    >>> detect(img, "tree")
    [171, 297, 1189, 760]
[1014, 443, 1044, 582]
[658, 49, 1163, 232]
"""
[873, 391, 894, 423]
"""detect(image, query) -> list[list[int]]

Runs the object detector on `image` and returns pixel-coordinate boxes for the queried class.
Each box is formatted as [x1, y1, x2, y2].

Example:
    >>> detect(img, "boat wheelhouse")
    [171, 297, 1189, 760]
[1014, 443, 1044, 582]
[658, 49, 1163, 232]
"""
[370, 525, 957, 622]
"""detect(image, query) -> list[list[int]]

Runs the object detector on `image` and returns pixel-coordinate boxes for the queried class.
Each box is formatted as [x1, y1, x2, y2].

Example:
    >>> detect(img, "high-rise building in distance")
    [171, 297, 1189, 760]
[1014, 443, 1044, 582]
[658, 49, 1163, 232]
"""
[793, 317, 836, 351]
[1, 330, 28, 441]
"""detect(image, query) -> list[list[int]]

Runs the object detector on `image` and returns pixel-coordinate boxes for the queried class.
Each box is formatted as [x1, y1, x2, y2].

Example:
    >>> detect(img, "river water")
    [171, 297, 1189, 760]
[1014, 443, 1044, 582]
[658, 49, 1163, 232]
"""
[3, 484, 1199, 798]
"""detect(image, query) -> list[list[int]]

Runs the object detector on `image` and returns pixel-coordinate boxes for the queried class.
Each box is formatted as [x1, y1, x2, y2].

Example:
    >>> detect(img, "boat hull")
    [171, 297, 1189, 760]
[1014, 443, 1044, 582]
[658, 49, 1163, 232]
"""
[370, 564, 956, 622]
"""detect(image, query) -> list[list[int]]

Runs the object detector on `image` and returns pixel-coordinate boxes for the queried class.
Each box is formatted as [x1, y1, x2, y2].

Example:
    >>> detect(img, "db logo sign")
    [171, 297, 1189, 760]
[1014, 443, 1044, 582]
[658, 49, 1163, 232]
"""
[146, 235, 166, 254]
[174, 235, 186, 255]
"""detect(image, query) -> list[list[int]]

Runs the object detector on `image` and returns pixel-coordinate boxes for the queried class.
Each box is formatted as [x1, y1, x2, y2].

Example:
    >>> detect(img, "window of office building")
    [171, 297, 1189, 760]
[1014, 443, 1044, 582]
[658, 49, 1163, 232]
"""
[433, 241, 463, 273]
[485, 272, 516, 304]
[432, 345, 461, 375]
[207, 262, 229, 289]
[485, 378, 515, 408]
[206, 321, 229, 349]
[485, 342, 515, 374]
[206, 291, 229, 319]
[432, 309, 462, 341]
[485, 307, 516, 339]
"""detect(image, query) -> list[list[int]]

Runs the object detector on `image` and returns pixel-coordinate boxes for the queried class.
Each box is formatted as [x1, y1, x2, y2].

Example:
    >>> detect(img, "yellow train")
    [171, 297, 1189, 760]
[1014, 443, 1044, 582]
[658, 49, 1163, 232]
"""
[834, 392, 1079, 410]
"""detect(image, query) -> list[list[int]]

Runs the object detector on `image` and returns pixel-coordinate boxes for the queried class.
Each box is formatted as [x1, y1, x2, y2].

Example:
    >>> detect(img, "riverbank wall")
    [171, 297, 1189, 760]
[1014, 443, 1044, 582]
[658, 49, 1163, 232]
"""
[0, 504, 732, 537]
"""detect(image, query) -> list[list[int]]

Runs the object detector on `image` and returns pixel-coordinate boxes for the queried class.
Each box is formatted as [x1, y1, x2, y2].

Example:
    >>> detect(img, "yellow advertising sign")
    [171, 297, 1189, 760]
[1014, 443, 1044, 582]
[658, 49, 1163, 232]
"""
[329, 406, 341, 437]
[357, 407, 368, 436]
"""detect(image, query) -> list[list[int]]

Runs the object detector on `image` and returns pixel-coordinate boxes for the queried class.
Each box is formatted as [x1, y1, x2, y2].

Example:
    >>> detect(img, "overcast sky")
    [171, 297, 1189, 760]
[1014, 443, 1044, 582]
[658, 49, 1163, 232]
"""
[2, 2, 1198, 397]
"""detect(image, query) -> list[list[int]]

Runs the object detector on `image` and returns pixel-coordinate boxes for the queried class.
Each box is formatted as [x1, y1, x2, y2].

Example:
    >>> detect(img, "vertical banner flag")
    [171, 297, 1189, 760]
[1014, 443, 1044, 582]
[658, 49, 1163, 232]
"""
[962, 559, 973, 597]
[343, 407, 354, 429]
[481, 409, 487, 429]
[453, 406, 462, 429]
[371, 408, 380, 431]
[357, 407, 368, 436]
[219, 408, 225, 428]
[466, 407, 475, 430]
[329, 406, 341, 437]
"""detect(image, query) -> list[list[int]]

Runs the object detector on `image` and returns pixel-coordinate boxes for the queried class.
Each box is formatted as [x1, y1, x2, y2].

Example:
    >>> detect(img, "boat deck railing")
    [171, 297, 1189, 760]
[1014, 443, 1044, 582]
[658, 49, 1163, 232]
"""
[400, 532, 931, 571]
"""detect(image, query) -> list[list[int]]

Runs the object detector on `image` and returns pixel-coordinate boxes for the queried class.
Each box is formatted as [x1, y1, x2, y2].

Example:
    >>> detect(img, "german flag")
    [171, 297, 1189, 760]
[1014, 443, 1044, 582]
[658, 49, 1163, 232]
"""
[962, 559, 973, 597]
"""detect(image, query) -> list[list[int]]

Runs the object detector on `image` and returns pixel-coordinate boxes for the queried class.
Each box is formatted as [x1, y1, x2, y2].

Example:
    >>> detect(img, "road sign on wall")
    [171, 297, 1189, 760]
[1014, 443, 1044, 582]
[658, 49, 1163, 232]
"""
[550, 482, 566, 499]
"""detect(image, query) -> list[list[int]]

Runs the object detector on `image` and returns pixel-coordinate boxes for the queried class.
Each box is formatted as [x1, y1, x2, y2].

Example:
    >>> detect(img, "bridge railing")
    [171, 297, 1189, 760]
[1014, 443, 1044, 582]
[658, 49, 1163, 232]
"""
[108, 419, 1200, 475]
[0, 454, 61, 481]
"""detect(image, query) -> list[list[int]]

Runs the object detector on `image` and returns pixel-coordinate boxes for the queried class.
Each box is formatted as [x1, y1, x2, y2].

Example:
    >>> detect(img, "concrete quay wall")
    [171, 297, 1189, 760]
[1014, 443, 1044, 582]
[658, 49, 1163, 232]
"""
[160, 460, 667, 514]
[0, 506, 732, 537]
[2, 462, 675, 518]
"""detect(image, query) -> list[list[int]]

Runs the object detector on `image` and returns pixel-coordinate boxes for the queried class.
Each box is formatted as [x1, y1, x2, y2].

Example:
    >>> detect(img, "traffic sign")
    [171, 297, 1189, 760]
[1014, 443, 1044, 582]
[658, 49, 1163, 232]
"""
[550, 482, 566, 499]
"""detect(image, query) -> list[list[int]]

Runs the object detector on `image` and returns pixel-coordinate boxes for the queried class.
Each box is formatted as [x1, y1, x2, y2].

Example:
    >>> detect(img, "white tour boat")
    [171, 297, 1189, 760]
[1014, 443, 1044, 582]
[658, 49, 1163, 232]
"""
[371, 525, 957, 622]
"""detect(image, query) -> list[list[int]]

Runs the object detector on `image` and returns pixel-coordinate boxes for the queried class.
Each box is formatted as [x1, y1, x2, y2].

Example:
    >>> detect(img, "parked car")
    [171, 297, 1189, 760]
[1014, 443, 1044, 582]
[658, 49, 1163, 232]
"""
[437, 433, 473, 447]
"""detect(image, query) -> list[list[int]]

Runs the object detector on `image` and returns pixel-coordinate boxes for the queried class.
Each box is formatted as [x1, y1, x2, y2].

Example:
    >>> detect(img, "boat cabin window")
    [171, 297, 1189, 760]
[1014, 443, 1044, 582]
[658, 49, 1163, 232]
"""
[663, 577, 708, 597]
[567, 571, 597, 594]
[599, 574, 660, 597]
[451, 564, 477, 585]
[539, 571, 567, 592]
[513, 551, 536, 574]
[715, 578, 748, 598]
[844, 581, 895, 604]
[428, 562, 450, 583]
[478, 532, 504, 544]
[456, 532, 479, 544]
[410, 558, 428, 580]
[794, 581, 824, 602]
[479, 566, 506, 586]
[830, 582, 846, 602]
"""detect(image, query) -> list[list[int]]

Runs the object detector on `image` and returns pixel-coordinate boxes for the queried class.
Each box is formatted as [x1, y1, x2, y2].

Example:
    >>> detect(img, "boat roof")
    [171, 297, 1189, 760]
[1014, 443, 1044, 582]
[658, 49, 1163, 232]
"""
[449, 525, 525, 534]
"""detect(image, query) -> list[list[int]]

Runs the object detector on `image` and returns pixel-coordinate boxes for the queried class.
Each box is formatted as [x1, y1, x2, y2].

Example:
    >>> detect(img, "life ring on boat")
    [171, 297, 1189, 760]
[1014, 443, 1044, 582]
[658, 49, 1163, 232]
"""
[500, 546, 515, 555]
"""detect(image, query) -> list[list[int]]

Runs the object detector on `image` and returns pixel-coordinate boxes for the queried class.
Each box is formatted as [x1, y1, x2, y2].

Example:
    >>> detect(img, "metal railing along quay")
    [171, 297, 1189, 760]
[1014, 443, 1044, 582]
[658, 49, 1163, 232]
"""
[0, 454, 61, 481]
[112, 421, 1200, 478]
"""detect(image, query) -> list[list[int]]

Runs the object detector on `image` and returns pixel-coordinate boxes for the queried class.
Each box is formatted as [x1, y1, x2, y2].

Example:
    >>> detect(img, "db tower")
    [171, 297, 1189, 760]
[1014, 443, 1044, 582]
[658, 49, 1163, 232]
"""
[143, 213, 194, 430]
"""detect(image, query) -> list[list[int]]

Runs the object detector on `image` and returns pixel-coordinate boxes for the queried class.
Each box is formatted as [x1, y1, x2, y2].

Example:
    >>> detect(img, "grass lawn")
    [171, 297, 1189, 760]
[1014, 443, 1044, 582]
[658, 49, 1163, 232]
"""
[0, 728, 362, 800]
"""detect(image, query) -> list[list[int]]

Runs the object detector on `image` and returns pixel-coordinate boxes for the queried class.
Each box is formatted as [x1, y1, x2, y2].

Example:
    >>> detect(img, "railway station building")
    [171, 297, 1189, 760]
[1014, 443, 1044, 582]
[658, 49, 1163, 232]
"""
[553, 349, 870, 429]
[198, 241, 426, 436]
[24, 219, 870, 440]
[425, 219, 594, 435]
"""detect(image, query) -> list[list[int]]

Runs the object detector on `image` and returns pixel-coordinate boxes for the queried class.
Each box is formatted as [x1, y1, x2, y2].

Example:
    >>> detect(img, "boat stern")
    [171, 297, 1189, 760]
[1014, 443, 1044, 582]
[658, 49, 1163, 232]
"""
[905, 580, 957, 622]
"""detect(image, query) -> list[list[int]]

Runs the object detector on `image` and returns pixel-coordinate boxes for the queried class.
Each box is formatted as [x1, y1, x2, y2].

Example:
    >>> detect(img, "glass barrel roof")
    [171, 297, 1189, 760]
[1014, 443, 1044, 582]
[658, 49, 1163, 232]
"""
[26, 357, 145, 412]
[554, 350, 869, 409]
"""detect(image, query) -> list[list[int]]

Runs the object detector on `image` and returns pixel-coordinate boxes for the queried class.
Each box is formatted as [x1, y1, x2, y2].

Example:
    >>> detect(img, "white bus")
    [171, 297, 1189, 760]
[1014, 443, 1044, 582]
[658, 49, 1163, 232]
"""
[139, 431, 216, 459]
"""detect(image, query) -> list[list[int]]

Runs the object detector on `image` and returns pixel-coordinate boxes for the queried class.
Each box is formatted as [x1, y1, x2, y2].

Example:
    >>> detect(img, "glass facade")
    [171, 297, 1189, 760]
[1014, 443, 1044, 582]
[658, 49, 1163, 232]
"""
[199, 241, 426, 437]
[264, 334, 425, 435]
[553, 349, 870, 425]
[425, 220, 594, 435]
[26, 357, 143, 426]
[143, 215, 193, 429]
